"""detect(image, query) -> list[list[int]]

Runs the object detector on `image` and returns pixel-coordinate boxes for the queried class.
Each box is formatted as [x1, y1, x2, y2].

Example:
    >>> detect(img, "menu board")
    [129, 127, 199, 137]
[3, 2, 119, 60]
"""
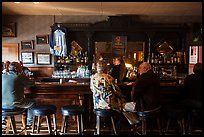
[112, 36, 127, 56]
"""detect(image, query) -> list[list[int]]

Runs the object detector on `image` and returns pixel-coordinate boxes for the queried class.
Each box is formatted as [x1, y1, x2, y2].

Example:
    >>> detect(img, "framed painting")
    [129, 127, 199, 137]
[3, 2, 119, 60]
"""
[21, 40, 34, 50]
[2, 23, 16, 37]
[36, 35, 49, 44]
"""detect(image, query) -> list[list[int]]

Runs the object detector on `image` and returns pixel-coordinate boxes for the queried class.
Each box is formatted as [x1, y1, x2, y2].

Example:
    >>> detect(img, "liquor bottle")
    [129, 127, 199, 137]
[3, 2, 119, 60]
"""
[158, 54, 162, 64]
[154, 55, 158, 64]
[91, 62, 96, 74]
[151, 53, 154, 64]
[76, 55, 80, 63]
[80, 51, 84, 64]
[173, 54, 177, 64]
[57, 56, 61, 63]
[70, 55, 74, 64]
[65, 55, 70, 64]
[170, 54, 174, 64]
[177, 55, 181, 64]
[84, 51, 88, 64]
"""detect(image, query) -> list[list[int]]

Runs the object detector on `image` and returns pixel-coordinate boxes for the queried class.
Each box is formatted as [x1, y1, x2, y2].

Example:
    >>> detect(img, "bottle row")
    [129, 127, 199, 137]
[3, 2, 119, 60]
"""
[55, 51, 88, 65]
[150, 52, 183, 64]
[152, 65, 177, 79]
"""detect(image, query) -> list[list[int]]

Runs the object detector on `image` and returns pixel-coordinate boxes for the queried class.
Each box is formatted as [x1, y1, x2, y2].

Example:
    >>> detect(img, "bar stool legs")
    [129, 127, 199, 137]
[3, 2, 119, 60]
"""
[95, 115, 117, 135]
[31, 114, 57, 135]
[5, 116, 17, 134]
[2, 108, 26, 135]
[60, 114, 84, 135]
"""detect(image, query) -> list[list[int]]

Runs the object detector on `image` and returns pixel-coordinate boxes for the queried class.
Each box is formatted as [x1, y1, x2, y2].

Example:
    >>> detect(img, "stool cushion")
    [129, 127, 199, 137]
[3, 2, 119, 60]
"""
[94, 109, 116, 117]
[137, 106, 161, 118]
[2, 107, 26, 116]
[61, 105, 85, 116]
[32, 105, 57, 116]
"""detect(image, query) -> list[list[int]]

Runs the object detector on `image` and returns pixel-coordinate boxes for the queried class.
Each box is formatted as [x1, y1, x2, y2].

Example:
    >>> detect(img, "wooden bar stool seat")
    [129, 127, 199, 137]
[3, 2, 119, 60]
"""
[2, 107, 26, 135]
[30, 105, 57, 135]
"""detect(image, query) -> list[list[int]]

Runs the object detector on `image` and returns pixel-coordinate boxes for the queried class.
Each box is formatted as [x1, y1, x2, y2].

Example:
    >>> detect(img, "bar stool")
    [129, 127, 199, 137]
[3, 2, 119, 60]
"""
[136, 106, 162, 135]
[187, 108, 202, 135]
[94, 109, 117, 135]
[60, 105, 85, 135]
[30, 105, 57, 135]
[2, 107, 26, 135]
[163, 105, 186, 135]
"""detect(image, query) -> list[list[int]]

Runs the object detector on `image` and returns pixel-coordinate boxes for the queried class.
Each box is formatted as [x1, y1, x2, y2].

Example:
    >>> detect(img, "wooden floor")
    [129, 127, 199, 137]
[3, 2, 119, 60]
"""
[2, 114, 202, 135]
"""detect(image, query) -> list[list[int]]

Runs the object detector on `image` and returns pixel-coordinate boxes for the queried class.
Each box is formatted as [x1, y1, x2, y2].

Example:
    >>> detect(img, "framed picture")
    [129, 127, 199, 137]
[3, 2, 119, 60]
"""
[70, 40, 82, 57]
[36, 53, 51, 65]
[2, 23, 16, 37]
[21, 40, 34, 50]
[189, 45, 198, 64]
[112, 36, 127, 56]
[21, 52, 34, 64]
[36, 35, 49, 44]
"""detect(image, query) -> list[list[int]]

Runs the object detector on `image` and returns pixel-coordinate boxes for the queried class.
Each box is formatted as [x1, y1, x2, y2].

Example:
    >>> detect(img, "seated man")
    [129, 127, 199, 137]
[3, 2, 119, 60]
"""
[132, 62, 161, 111]
[2, 61, 36, 127]
[123, 62, 160, 126]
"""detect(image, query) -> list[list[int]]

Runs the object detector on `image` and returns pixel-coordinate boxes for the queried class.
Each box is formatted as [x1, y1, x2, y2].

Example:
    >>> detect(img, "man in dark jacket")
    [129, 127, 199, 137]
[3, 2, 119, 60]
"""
[132, 62, 160, 111]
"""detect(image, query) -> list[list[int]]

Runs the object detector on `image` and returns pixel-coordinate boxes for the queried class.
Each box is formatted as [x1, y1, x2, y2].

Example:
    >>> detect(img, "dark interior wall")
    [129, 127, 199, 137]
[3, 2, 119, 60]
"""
[2, 15, 202, 77]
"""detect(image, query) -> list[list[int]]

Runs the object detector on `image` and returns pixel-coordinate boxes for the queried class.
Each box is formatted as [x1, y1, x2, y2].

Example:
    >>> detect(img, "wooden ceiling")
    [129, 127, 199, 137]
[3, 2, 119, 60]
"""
[2, 2, 202, 17]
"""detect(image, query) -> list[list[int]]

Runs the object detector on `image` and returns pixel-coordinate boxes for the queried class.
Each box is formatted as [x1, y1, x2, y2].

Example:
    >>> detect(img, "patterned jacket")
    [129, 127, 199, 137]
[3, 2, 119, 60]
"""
[90, 73, 125, 112]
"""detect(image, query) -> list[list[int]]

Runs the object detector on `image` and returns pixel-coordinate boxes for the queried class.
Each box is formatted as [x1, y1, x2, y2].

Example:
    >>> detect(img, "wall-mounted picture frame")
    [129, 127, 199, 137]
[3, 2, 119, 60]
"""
[21, 52, 34, 64]
[36, 53, 51, 65]
[2, 23, 16, 37]
[36, 35, 49, 44]
[21, 40, 34, 50]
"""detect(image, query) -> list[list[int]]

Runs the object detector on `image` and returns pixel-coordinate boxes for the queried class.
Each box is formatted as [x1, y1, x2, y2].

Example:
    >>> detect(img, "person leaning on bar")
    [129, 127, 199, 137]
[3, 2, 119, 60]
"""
[2, 61, 36, 128]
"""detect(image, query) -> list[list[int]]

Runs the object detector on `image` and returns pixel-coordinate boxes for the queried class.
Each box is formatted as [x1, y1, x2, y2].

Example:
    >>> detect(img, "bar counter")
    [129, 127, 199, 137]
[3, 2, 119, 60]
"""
[25, 78, 184, 128]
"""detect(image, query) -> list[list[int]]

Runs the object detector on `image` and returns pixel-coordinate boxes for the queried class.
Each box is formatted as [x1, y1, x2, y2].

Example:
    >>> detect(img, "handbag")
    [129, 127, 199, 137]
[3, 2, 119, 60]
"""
[122, 111, 140, 125]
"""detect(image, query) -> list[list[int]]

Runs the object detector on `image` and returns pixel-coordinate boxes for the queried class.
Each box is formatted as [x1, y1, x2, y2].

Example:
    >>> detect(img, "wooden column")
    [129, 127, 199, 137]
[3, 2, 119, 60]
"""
[85, 31, 94, 70]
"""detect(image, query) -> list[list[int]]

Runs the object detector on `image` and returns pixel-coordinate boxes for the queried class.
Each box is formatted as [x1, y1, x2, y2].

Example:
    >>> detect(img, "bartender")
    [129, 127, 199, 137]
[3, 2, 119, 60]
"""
[109, 57, 127, 83]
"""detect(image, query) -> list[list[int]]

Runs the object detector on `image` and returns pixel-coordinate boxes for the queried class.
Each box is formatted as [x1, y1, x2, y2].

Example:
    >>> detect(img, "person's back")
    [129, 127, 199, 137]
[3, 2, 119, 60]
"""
[2, 71, 23, 107]
[2, 61, 35, 126]
[182, 63, 202, 109]
[132, 62, 160, 111]
[90, 60, 125, 112]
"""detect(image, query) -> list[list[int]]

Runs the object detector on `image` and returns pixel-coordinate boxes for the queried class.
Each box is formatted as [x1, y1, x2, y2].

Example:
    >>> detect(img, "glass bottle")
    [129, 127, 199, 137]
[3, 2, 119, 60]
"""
[80, 51, 84, 64]
[84, 51, 88, 64]
[151, 53, 154, 64]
